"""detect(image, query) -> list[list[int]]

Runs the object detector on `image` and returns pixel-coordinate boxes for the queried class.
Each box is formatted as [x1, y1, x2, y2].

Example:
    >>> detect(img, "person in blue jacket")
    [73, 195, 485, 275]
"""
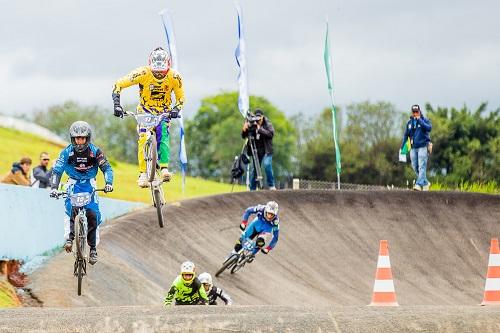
[401, 104, 432, 191]
[229, 201, 280, 258]
[49, 121, 113, 265]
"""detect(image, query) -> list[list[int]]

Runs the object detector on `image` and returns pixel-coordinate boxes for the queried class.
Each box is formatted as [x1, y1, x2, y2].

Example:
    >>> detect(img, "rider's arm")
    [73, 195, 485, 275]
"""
[50, 148, 69, 189]
[164, 285, 177, 306]
[198, 283, 209, 304]
[266, 223, 280, 251]
[112, 67, 147, 107]
[217, 287, 233, 306]
[171, 71, 185, 111]
[95, 148, 113, 185]
[242, 205, 262, 221]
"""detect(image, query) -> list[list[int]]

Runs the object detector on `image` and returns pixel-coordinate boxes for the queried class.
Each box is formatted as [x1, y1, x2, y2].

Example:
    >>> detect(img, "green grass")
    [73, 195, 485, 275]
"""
[431, 180, 499, 194]
[0, 281, 21, 308]
[0, 126, 244, 203]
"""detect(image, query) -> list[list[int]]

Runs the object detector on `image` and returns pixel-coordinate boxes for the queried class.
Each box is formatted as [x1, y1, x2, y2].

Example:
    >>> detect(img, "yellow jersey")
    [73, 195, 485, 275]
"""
[113, 66, 185, 114]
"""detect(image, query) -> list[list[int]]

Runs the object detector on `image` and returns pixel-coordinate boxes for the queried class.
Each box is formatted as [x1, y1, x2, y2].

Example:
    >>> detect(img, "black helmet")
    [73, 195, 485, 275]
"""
[69, 121, 92, 153]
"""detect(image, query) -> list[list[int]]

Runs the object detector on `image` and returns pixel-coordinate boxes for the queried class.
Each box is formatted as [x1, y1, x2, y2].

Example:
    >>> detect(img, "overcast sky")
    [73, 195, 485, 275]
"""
[1, 0, 499, 118]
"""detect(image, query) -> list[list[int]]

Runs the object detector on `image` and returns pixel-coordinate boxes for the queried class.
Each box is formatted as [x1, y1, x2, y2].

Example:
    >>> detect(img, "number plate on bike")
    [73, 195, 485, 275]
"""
[70, 192, 92, 207]
[136, 114, 159, 129]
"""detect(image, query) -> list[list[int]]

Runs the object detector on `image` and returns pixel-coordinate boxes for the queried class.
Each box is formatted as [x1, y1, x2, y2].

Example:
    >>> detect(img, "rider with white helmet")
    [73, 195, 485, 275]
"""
[199, 272, 232, 305]
[164, 261, 209, 306]
[229, 201, 280, 258]
[112, 47, 185, 188]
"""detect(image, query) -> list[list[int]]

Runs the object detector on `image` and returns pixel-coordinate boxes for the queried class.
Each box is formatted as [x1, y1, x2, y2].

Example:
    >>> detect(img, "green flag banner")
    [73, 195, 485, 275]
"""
[324, 22, 342, 179]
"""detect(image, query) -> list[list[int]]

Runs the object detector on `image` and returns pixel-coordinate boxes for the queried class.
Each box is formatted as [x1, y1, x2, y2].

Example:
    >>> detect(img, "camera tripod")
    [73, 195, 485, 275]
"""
[247, 131, 264, 189]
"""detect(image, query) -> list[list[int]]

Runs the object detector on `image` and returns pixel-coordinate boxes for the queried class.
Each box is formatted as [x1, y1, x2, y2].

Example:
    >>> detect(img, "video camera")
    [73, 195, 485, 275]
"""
[245, 112, 262, 133]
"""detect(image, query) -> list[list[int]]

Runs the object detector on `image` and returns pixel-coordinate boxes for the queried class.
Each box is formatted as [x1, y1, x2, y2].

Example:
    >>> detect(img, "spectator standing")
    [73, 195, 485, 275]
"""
[401, 104, 432, 191]
[32, 152, 52, 188]
[241, 109, 276, 190]
[1, 157, 32, 186]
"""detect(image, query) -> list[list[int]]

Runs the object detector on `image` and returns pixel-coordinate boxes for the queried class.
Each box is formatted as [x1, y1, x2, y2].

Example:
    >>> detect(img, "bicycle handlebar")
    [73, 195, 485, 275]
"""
[123, 110, 181, 119]
[52, 188, 107, 199]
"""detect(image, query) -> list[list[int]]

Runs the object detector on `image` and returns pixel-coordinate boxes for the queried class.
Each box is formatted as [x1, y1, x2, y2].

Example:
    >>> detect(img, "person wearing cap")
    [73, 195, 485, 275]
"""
[241, 109, 276, 190]
[31, 152, 53, 188]
[1, 157, 32, 186]
[401, 104, 432, 191]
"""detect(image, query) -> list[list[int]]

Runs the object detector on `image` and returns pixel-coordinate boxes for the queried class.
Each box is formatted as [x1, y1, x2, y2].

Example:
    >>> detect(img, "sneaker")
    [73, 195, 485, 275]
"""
[269, 186, 277, 191]
[88, 249, 98, 265]
[64, 239, 73, 253]
[422, 183, 431, 191]
[161, 168, 172, 182]
[413, 184, 422, 191]
[137, 173, 148, 188]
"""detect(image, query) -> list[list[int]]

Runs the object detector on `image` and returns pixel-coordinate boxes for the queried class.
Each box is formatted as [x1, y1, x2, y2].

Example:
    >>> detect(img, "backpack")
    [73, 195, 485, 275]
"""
[231, 153, 249, 179]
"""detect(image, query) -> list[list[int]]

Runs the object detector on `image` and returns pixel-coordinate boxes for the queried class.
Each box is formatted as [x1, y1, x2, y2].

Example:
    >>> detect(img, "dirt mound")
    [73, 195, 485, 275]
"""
[30, 190, 500, 307]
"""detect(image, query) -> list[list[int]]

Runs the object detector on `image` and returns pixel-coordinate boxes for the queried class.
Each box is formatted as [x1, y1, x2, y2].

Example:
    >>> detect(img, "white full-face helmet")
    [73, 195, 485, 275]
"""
[198, 272, 213, 292]
[148, 47, 171, 78]
[264, 201, 279, 224]
[180, 261, 196, 285]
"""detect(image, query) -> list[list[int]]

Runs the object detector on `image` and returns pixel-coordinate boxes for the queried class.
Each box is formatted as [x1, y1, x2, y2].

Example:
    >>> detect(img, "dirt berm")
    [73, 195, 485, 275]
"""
[20, 190, 500, 331]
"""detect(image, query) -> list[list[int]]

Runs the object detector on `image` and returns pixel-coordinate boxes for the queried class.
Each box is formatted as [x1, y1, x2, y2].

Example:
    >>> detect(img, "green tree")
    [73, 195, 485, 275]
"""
[186, 92, 297, 182]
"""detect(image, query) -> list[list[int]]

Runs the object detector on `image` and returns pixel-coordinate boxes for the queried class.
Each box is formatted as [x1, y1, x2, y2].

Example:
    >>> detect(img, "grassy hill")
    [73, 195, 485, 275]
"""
[0, 126, 244, 203]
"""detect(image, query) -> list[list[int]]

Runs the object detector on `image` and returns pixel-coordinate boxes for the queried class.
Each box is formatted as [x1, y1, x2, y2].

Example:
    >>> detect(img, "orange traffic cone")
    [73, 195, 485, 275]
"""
[481, 238, 500, 305]
[369, 240, 398, 306]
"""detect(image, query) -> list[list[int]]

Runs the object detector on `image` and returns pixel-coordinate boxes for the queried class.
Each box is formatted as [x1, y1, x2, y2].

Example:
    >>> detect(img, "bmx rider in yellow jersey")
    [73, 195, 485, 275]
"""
[112, 47, 185, 188]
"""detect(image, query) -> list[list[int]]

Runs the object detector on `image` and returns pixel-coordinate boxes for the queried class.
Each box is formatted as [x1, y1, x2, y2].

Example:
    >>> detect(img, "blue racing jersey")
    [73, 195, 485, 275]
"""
[242, 205, 280, 250]
[51, 143, 113, 189]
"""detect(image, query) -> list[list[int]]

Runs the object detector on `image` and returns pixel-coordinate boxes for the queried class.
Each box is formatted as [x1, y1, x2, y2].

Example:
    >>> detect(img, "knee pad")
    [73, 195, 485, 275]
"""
[256, 237, 266, 248]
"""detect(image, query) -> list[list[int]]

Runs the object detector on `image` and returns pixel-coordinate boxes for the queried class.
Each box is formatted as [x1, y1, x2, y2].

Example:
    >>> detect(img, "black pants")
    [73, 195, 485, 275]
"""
[69, 208, 97, 249]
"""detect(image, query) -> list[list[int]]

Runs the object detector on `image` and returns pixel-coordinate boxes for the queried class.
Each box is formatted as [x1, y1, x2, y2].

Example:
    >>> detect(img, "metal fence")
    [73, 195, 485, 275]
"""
[286, 179, 404, 191]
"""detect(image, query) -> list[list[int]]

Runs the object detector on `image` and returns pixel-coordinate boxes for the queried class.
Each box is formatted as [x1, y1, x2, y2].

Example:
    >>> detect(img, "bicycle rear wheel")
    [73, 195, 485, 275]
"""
[215, 255, 238, 277]
[153, 188, 164, 228]
[145, 135, 158, 183]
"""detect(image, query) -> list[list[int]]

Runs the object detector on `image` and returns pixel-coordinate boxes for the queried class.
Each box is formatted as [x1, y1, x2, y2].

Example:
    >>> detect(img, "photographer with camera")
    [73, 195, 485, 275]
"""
[241, 109, 276, 191]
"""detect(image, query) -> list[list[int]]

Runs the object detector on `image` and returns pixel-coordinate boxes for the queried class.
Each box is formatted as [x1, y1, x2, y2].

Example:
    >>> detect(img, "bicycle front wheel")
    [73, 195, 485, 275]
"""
[77, 260, 83, 296]
[215, 255, 238, 277]
[145, 134, 158, 183]
[153, 188, 164, 228]
[74, 215, 85, 260]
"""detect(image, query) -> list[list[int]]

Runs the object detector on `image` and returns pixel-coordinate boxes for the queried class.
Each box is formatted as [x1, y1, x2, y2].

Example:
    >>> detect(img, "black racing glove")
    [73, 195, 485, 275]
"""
[114, 105, 123, 118]
[112, 93, 123, 118]
[170, 107, 180, 119]
[104, 184, 113, 193]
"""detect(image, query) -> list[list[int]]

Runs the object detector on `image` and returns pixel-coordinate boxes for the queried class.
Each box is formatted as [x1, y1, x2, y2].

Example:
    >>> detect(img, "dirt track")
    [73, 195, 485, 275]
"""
[14, 190, 500, 331]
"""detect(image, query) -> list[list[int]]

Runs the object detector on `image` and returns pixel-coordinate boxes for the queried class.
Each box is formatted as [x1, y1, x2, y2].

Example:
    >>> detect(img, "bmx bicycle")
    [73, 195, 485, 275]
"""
[215, 238, 258, 277]
[124, 110, 177, 228]
[54, 188, 106, 296]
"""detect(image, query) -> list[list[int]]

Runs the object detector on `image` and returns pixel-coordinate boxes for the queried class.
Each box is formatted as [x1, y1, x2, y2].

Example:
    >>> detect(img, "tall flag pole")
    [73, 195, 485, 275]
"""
[324, 21, 342, 189]
[159, 9, 188, 193]
[235, 1, 249, 118]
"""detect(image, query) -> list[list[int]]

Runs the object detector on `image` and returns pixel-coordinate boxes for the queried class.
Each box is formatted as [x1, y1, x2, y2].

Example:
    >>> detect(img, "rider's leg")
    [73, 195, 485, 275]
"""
[234, 219, 259, 252]
[156, 121, 171, 181]
[85, 206, 99, 265]
[137, 129, 149, 187]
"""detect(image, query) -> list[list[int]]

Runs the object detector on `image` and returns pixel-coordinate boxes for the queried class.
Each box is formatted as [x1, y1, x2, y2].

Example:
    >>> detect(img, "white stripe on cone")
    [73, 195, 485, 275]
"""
[373, 280, 396, 292]
[488, 254, 500, 267]
[485, 278, 500, 291]
[376, 256, 391, 268]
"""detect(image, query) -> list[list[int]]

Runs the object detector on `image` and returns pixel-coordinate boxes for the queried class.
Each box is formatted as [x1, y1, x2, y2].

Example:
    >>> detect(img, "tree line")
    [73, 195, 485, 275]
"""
[29, 93, 499, 187]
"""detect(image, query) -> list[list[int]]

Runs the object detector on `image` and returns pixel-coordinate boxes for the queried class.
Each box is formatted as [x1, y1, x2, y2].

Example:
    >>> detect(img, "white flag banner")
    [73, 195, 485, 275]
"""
[235, 2, 249, 117]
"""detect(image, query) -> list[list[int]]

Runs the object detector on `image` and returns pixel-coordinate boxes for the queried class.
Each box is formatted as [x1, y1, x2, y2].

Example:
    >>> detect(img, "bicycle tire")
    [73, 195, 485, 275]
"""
[77, 260, 83, 296]
[153, 188, 164, 228]
[74, 215, 85, 259]
[231, 257, 247, 274]
[215, 255, 238, 277]
[145, 135, 158, 183]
